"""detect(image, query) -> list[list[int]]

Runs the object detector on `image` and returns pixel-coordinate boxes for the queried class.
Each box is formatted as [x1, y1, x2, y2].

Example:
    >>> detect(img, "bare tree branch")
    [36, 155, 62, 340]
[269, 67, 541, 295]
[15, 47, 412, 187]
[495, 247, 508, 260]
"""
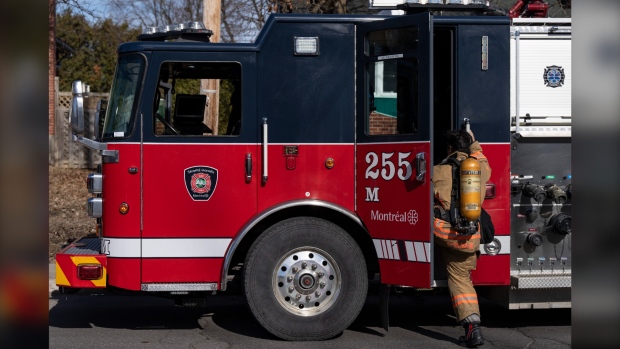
[108, 0, 204, 29]
[96, 0, 374, 44]
[57, 0, 100, 20]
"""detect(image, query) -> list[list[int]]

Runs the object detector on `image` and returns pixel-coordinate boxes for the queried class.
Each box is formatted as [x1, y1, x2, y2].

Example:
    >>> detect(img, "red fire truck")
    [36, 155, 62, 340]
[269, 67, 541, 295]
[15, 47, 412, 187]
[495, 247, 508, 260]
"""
[56, 1, 571, 340]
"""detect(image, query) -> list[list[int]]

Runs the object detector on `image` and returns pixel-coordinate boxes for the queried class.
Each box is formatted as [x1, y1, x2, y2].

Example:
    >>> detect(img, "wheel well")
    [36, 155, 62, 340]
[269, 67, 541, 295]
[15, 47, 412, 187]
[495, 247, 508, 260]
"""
[227, 205, 379, 280]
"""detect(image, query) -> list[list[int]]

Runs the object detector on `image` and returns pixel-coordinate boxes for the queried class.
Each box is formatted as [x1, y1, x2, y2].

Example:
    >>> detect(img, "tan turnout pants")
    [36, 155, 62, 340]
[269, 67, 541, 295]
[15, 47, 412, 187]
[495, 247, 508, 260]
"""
[440, 246, 480, 323]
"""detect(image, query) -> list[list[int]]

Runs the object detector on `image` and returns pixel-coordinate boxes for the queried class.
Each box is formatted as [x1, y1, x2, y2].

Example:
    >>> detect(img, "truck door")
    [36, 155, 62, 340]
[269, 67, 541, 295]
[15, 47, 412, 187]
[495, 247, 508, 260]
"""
[356, 13, 433, 287]
[140, 52, 257, 287]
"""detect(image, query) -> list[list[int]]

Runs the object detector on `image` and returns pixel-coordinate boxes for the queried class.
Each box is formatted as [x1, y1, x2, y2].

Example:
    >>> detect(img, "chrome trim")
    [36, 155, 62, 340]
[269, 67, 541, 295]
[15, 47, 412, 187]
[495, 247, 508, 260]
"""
[479, 235, 510, 255]
[72, 80, 84, 95]
[71, 100, 83, 133]
[508, 301, 571, 310]
[141, 283, 217, 292]
[262, 118, 268, 184]
[72, 134, 106, 150]
[220, 200, 363, 291]
[140, 113, 144, 232]
[245, 153, 252, 182]
[72, 135, 119, 163]
[514, 30, 521, 135]
[481, 35, 488, 71]
[101, 149, 119, 163]
[415, 152, 426, 182]
[87, 197, 103, 218]
[87, 173, 103, 194]
[510, 270, 572, 289]
[353, 24, 357, 212]
[508, 126, 571, 138]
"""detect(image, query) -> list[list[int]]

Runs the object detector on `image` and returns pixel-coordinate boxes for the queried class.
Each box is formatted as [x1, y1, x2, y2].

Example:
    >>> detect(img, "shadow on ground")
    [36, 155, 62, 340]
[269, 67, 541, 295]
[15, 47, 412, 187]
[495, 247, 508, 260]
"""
[49, 285, 570, 342]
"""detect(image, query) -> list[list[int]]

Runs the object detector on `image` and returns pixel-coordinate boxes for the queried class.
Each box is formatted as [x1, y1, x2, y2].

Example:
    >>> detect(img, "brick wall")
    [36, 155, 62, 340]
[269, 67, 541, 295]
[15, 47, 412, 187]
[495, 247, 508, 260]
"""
[49, 0, 56, 135]
[368, 111, 397, 135]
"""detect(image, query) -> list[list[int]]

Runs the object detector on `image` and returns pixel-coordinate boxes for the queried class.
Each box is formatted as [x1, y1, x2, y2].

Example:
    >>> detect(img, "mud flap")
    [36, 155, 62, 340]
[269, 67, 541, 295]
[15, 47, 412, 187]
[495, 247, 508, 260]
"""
[380, 283, 390, 331]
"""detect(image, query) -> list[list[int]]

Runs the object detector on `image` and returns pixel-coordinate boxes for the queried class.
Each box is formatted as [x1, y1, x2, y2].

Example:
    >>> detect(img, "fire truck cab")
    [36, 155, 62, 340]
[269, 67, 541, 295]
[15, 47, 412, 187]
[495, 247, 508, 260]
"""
[57, 1, 571, 340]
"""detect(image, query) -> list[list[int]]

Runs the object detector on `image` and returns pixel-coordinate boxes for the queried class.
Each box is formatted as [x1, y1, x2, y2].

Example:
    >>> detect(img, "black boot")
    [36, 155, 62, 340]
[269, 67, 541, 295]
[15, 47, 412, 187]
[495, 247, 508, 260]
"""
[459, 323, 484, 347]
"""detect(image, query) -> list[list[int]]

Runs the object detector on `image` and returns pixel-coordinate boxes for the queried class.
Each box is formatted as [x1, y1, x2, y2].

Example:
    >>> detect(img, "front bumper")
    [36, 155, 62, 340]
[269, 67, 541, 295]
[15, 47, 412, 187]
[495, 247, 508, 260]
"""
[55, 237, 107, 289]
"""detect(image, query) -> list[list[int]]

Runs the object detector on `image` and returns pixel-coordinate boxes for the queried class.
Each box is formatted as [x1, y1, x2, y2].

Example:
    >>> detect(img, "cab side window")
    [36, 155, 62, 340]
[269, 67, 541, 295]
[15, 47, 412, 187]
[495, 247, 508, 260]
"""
[365, 26, 419, 136]
[366, 58, 419, 136]
[154, 62, 242, 136]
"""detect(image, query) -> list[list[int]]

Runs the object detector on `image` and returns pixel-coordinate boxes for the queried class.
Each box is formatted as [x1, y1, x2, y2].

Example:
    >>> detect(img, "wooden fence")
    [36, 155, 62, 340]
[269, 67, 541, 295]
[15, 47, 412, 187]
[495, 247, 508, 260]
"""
[50, 92, 109, 168]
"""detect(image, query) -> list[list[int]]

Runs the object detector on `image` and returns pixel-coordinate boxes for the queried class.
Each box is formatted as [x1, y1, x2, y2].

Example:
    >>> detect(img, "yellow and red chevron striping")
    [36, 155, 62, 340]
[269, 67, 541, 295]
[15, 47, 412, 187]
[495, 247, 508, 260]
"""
[55, 254, 107, 288]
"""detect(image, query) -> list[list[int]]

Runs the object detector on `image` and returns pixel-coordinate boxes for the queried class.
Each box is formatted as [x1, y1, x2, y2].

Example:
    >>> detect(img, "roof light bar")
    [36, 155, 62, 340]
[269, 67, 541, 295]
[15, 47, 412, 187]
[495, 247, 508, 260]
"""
[142, 21, 206, 35]
[138, 21, 212, 42]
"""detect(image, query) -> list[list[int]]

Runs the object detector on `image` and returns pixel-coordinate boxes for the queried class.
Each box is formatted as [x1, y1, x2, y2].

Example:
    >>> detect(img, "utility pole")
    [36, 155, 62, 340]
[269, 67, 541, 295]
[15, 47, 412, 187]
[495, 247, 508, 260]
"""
[202, 0, 221, 134]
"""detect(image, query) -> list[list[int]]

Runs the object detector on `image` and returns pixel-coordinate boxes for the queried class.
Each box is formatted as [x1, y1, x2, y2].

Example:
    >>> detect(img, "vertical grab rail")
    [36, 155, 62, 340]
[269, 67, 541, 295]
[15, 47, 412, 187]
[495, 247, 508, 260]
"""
[262, 118, 268, 184]
[514, 30, 521, 135]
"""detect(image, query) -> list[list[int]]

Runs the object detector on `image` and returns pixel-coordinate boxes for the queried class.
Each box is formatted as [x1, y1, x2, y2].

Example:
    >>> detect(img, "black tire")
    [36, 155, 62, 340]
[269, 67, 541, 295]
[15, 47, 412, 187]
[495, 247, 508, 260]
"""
[244, 217, 368, 340]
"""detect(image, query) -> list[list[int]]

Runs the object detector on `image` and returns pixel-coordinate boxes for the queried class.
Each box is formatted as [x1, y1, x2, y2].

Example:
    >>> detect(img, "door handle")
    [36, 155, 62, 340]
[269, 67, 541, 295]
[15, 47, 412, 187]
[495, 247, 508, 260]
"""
[416, 152, 426, 182]
[245, 153, 252, 182]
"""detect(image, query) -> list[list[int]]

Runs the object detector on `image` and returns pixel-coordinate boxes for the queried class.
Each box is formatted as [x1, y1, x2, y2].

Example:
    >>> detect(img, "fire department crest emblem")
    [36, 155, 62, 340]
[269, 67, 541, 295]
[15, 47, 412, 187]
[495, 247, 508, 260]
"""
[184, 166, 218, 201]
[543, 65, 565, 88]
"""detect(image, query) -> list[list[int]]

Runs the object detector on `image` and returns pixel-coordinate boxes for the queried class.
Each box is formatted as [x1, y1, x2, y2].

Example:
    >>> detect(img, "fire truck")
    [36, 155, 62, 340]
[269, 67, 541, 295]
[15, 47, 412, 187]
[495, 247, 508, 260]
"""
[56, 0, 571, 340]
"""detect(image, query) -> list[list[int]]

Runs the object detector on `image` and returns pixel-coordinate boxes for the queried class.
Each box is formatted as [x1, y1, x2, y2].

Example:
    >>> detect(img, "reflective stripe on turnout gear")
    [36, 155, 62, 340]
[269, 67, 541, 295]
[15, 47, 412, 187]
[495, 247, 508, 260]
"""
[452, 293, 479, 307]
[469, 151, 487, 161]
[440, 247, 480, 322]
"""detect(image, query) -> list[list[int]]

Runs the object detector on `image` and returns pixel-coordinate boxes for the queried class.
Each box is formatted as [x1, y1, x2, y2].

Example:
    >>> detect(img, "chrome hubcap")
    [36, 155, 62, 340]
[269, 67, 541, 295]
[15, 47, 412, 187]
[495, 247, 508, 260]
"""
[272, 247, 341, 316]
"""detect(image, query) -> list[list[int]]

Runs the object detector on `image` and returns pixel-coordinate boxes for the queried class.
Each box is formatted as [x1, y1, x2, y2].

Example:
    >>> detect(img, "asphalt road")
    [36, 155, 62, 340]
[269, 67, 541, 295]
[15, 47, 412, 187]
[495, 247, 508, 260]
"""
[49, 284, 571, 349]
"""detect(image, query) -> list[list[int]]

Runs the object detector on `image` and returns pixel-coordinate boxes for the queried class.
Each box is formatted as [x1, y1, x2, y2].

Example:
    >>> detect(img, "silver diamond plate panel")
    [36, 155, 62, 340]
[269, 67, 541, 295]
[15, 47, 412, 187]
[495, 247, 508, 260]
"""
[63, 237, 101, 255]
[141, 283, 217, 292]
[511, 275, 571, 289]
[512, 26, 572, 34]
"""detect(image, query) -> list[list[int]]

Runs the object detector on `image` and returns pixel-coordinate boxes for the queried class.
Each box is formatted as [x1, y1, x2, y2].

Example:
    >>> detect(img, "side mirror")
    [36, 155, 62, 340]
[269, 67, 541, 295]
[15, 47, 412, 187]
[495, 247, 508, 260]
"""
[95, 99, 108, 140]
[67, 81, 116, 162]
[70, 80, 85, 135]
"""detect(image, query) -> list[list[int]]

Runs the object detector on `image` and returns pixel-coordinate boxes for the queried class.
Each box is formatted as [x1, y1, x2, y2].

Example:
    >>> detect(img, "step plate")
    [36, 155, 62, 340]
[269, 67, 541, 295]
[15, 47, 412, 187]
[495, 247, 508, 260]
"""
[511, 274, 571, 289]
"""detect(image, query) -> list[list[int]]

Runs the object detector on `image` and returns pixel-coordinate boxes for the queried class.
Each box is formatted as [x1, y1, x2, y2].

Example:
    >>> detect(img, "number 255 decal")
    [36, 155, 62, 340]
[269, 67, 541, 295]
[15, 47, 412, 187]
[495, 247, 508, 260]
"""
[365, 152, 413, 181]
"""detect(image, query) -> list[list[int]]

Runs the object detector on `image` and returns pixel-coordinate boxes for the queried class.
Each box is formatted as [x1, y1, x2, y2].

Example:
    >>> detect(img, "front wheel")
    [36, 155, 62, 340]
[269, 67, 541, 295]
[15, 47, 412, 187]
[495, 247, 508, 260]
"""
[244, 217, 368, 340]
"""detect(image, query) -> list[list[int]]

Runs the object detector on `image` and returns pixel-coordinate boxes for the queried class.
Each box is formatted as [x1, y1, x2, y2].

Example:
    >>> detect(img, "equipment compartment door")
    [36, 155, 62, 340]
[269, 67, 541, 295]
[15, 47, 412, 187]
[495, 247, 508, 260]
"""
[356, 13, 433, 287]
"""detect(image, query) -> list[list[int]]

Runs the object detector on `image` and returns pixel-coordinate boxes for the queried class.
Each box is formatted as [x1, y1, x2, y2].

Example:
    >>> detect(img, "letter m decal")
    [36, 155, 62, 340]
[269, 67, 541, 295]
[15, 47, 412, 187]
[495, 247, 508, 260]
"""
[365, 187, 379, 202]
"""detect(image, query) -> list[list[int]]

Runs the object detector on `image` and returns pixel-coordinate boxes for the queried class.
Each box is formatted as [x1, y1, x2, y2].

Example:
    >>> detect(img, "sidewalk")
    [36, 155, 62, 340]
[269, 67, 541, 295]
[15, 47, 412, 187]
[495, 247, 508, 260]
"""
[49, 263, 58, 295]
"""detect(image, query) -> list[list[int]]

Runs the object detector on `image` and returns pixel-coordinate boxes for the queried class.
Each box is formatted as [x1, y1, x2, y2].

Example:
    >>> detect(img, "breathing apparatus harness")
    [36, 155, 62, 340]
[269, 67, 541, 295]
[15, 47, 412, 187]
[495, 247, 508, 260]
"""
[434, 154, 482, 236]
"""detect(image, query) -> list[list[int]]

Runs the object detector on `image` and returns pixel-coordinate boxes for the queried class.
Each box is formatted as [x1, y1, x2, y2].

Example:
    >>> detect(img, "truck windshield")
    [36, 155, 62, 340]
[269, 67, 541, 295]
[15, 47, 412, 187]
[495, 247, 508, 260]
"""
[102, 54, 145, 138]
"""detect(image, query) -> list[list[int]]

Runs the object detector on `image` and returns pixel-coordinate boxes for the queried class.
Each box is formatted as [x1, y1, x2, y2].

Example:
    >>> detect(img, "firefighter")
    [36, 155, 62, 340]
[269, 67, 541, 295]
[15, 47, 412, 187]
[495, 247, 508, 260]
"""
[432, 129, 491, 348]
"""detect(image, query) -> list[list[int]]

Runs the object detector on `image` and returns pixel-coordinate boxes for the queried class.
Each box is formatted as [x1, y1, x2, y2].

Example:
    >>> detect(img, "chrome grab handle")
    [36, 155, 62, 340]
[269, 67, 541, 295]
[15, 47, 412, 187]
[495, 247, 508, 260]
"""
[245, 153, 252, 182]
[416, 152, 426, 182]
[262, 118, 268, 184]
